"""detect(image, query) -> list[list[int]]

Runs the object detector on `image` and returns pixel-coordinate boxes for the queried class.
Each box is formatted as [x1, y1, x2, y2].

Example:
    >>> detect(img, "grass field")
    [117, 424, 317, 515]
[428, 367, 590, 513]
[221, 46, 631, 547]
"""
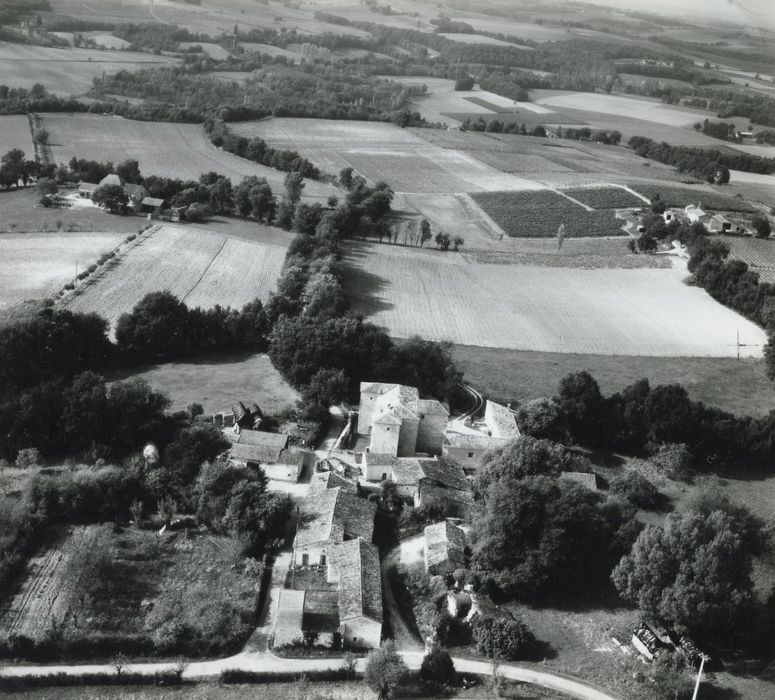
[471, 190, 627, 238]
[41, 114, 338, 201]
[0, 41, 176, 96]
[110, 352, 299, 416]
[453, 345, 774, 416]
[63, 223, 288, 334]
[0, 230, 125, 310]
[232, 118, 542, 194]
[344, 241, 766, 357]
[0, 116, 34, 158]
[631, 183, 759, 212]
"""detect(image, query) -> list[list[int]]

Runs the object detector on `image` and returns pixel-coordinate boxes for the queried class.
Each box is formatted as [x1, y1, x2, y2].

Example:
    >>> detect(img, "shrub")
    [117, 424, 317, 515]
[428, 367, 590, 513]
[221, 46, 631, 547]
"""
[609, 470, 660, 508]
[472, 616, 535, 661]
[652, 443, 692, 481]
[420, 648, 455, 685]
[15, 448, 41, 469]
[220, 669, 350, 684]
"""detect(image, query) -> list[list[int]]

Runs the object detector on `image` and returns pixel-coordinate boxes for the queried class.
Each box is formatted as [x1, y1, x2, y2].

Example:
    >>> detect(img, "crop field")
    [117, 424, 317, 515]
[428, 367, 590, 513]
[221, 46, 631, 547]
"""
[112, 352, 299, 416]
[0, 115, 34, 157]
[0, 230, 126, 311]
[63, 224, 288, 334]
[343, 241, 766, 357]
[721, 237, 775, 283]
[631, 183, 759, 212]
[41, 114, 338, 201]
[561, 186, 648, 209]
[471, 190, 627, 238]
[0, 41, 176, 96]
[231, 118, 543, 194]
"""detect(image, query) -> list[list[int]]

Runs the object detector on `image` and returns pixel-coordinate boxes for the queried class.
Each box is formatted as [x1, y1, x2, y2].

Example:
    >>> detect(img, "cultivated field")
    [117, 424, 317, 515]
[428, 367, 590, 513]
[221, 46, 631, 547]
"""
[232, 118, 543, 194]
[471, 190, 627, 238]
[0, 116, 34, 157]
[63, 224, 288, 334]
[561, 186, 648, 209]
[631, 183, 759, 212]
[343, 242, 766, 357]
[0, 41, 176, 96]
[41, 114, 338, 201]
[0, 230, 125, 310]
[111, 352, 299, 416]
[722, 236, 775, 284]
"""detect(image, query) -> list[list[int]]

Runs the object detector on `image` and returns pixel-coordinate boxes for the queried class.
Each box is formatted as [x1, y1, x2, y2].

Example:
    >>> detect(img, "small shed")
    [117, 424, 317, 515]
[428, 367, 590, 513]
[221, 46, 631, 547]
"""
[141, 196, 165, 214]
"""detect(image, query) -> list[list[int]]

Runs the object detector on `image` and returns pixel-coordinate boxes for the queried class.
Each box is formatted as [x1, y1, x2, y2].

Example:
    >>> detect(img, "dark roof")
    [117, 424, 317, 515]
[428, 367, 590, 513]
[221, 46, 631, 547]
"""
[330, 539, 382, 623]
[310, 471, 358, 493]
[420, 459, 470, 492]
[424, 521, 466, 569]
[419, 480, 474, 506]
[295, 488, 376, 548]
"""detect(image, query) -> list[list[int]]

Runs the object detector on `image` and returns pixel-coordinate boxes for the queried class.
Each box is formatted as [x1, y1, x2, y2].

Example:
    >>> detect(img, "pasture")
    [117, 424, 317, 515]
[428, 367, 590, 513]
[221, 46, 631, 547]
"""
[41, 114, 338, 201]
[343, 241, 766, 357]
[0, 41, 176, 96]
[62, 224, 288, 334]
[0, 230, 125, 310]
[232, 118, 543, 194]
[470, 189, 627, 238]
[0, 116, 34, 157]
[111, 352, 299, 416]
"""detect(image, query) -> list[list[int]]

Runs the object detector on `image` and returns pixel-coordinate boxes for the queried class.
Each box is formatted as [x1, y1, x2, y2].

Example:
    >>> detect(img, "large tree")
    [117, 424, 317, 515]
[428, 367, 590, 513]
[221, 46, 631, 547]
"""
[612, 509, 759, 639]
[92, 183, 129, 214]
[364, 641, 409, 700]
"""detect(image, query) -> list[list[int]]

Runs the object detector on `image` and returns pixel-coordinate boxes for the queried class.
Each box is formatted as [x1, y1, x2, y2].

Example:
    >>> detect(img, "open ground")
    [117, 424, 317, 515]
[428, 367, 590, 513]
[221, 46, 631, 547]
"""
[0, 116, 34, 157]
[62, 223, 288, 334]
[343, 241, 766, 357]
[40, 114, 339, 201]
[0, 41, 176, 96]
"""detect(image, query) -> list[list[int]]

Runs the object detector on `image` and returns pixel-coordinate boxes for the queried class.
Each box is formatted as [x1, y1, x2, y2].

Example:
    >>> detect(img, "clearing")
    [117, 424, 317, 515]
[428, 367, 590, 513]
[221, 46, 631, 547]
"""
[343, 241, 766, 357]
[41, 114, 338, 202]
[231, 118, 542, 194]
[0, 41, 176, 96]
[0, 230, 125, 310]
[109, 352, 299, 416]
[62, 223, 289, 334]
[0, 116, 34, 157]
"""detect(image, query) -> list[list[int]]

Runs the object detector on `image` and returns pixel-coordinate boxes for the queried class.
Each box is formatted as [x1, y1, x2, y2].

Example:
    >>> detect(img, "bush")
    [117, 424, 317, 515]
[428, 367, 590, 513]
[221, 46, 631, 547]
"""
[15, 448, 41, 469]
[220, 668, 350, 684]
[472, 616, 535, 661]
[0, 671, 182, 690]
[609, 470, 660, 508]
[652, 443, 692, 481]
[420, 648, 455, 685]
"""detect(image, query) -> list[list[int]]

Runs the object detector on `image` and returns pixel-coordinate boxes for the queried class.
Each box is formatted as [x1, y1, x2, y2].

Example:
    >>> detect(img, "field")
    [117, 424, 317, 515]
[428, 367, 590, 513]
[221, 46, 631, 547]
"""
[721, 236, 775, 284]
[110, 352, 299, 416]
[438, 33, 533, 50]
[0, 41, 176, 96]
[343, 241, 766, 357]
[560, 186, 648, 209]
[0, 116, 34, 158]
[0, 230, 125, 311]
[471, 190, 627, 238]
[62, 223, 288, 334]
[0, 524, 255, 647]
[41, 114, 338, 201]
[231, 118, 542, 194]
[631, 183, 760, 212]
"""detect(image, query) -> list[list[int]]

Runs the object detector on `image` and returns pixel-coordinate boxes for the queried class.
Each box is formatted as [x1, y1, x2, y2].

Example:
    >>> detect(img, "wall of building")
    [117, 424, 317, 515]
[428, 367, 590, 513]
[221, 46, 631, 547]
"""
[342, 617, 381, 650]
[370, 423, 400, 456]
[294, 544, 328, 567]
[397, 418, 419, 457]
[263, 461, 303, 482]
[442, 445, 485, 468]
[416, 414, 446, 454]
[273, 624, 303, 647]
[358, 392, 379, 434]
[363, 459, 391, 482]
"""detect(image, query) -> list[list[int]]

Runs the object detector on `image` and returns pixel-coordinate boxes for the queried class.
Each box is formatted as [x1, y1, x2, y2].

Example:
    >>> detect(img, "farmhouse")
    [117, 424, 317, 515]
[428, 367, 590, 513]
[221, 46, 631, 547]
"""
[327, 538, 383, 649]
[443, 400, 520, 468]
[141, 196, 165, 215]
[709, 214, 733, 233]
[357, 382, 449, 457]
[124, 183, 146, 206]
[225, 429, 311, 482]
[424, 520, 466, 575]
[293, 487, 376, 566]
[684, 204, 708, 224]
[99, 173, 122, 188]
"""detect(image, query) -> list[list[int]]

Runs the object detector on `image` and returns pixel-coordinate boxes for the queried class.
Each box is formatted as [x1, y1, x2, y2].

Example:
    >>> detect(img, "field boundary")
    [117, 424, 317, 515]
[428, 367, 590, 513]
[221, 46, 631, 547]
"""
[180, 235, 229, 304]
[553, 188, 593, 212]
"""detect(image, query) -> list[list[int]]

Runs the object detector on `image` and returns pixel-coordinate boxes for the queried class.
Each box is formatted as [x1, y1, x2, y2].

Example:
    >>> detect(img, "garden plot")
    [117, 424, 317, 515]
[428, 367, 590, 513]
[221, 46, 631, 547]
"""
[0, 231, 125, 310]
[42, 113, 338, 201]
[343, 241, 766, 357]
[0, 41, 176, 96]
[0, 115, 34, 157]
[231, 118, 543, 194]
[63, 224, 288, 334]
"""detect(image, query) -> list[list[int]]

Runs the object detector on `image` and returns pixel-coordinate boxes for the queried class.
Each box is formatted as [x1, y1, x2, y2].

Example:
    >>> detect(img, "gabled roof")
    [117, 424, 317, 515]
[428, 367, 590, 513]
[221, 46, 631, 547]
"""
[227, 429, 288, 463]
[360, 382, 399, 395]
[417, 398, 449, 417]
[295, 488, 376, 548]
[445, 432, 509, 451]
[78, 181, 99, 192]
[485, 400, 519, 439]
[363, 452, 398, 467]
[420, 459, 470, 492]
[374, 412, 402, 426]
[141, 196, 165, 207]
[418, 480, 474, 507]
[310, 470, 357, 493]
[330, 539, 382, 623]
[424, 521, 466, 569]
[99, 173, 122, 187]
[390, 458, 427, 486]
[124, 183, 145, 198]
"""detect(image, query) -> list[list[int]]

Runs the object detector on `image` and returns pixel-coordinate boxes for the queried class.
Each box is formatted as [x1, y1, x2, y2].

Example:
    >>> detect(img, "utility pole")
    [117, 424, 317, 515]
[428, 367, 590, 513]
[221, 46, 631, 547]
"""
[691, 655, 706, 700]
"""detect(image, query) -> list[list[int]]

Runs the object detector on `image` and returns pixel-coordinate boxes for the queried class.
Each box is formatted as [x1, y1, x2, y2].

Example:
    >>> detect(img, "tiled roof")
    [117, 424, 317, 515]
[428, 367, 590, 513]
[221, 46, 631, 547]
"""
[419, 480, 474, 506]
[420, 459, 470, 492]
[330, 539, 382, 623]
[424, 521, 466, 569]
[78, 181, 99, 191]
[485, 400, 520, 439]
[99, 173, 122, 187]
[310, 471, 357, 493]
[417, 399, 449, 417]
[360, 382, 399, 395]
[295, 488, 376, 548]
[227, 429, 288, 463]
[390, 458, 426, 485]
[374, 412, 402, 426]
[141, 196, 165, 207]
[445, 432, 510, 451]
[364, 452, 398, 467]
[560, 471, 599, 490]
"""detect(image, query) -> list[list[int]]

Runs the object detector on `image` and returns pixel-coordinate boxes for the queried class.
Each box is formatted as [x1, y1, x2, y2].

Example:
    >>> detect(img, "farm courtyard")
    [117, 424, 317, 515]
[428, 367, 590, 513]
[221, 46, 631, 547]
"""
[343, 241, 766, 357]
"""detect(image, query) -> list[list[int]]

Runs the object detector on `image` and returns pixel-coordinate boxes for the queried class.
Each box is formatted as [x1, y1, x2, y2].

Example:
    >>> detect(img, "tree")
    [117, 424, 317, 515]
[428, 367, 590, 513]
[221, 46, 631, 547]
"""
[453, 235, 464, 251]
[435, 231, 451, 250]
[36, 177, 58, 197]
[555, 371, 605, 444]
[516, 398, 563, 441]
[115, 291, 191, 361]
[92, 184, 128, 214]
[364, 641, 409, 700]
[33, 128, 49, 145]
[472, 616, 535, 660]
[384, 336, 460, 401]
[609, 470, 659, 509]
[299, 368, 348, 421]
[184, 202, 210, 222]
[1, 148, 25, 186]
[420, 647, 455, 685]
[612, 509, 759, 639]
[116, 159, 141, 184]
[339, 166, 354, 190]
[284, 171, 305, 205]
[419, 219, 432, 247]
[752, 215, 771, 239]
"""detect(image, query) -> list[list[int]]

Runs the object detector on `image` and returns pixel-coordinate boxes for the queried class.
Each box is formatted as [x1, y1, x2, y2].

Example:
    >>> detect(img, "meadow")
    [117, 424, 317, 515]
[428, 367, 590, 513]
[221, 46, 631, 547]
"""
[0, 116, 34, 157]
[62, 224, 288, 335]
[41, 114, 338, 201]
[343, 241, 766, 357]
[232, 118, 542, 194]
[0, 41, 176, 96]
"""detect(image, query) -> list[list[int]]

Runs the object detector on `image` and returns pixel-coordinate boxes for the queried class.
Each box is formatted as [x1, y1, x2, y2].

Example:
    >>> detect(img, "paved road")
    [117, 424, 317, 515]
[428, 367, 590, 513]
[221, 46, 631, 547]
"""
[0, 651, 620, 700]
